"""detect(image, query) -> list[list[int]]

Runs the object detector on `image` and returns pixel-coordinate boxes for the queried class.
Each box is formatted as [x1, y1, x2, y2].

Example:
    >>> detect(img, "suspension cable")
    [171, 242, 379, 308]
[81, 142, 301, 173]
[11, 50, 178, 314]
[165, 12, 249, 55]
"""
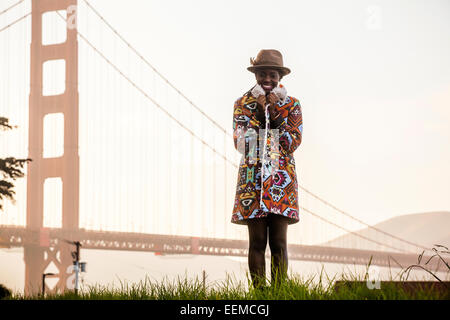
[0, 11, 30, 34]
[300, 206, 411, 254]
[0, 0, 25, 17]
[81, 0, 232, 138]
[299, 186, 429, 251]
[55, 11, 238, 171]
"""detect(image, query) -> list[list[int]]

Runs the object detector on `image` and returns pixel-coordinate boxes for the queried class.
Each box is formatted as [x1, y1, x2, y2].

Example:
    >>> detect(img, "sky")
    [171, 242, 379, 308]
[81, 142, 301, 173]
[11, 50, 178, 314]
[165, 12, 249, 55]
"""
[1, 0, 450, 294]
[0, 0, 450, 244]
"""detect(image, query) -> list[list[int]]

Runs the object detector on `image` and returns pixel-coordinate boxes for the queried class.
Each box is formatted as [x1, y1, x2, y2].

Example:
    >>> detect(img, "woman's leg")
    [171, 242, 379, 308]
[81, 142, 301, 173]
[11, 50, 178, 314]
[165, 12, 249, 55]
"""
[247, 217, 268, 288]
[268, 214, 289, 286]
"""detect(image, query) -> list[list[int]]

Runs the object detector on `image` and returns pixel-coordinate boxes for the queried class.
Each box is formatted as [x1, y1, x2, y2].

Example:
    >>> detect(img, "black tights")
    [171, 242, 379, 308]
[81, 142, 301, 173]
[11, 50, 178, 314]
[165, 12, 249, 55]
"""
[247, 214, 289, 288]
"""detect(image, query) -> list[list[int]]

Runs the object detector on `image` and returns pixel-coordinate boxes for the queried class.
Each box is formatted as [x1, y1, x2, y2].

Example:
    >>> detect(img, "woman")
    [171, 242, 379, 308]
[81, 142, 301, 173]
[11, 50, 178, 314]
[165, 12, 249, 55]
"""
[231, 49, 303, 288]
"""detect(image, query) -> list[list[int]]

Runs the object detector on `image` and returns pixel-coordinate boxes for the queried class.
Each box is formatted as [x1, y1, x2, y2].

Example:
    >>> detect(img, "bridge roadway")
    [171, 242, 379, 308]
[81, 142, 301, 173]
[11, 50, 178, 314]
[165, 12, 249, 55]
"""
[0, 225, 446, 272]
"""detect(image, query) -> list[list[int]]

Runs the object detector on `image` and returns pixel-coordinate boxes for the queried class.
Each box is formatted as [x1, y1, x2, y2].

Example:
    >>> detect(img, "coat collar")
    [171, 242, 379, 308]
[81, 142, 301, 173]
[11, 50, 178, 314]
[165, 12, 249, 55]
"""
[246, 83, 288, 105]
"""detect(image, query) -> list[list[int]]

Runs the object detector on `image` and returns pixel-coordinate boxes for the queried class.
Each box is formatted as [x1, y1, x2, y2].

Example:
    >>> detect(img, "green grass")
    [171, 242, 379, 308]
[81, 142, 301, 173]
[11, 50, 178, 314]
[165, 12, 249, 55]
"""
[5, 265, 449, 300]
[4, 245, 450, 300]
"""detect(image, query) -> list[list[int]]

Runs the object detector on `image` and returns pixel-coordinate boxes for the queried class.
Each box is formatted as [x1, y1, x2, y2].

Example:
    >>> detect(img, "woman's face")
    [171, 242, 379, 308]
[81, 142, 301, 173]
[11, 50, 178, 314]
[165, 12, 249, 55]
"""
[255, 68, 281, 93]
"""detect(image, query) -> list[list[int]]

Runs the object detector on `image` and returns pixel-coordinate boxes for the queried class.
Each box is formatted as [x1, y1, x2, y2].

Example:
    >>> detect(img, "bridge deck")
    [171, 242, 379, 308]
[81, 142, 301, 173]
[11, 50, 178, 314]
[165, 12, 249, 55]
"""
[0, 225, 445, 272]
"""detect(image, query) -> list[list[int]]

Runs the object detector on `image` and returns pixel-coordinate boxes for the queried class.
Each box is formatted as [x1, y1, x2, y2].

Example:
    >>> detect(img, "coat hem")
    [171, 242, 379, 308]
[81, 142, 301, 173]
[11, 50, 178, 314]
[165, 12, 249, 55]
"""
[231, 213, 299, 225]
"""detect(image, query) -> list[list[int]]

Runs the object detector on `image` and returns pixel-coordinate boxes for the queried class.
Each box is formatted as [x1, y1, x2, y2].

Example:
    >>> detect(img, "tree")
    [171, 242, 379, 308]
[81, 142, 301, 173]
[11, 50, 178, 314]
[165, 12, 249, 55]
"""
[0, 283, 12, 299]
[0, 117, 32, 212]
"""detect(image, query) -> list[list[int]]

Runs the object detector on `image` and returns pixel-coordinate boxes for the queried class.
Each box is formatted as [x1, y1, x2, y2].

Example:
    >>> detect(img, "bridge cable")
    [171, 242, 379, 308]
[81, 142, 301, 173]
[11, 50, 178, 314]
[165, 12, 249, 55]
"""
[300, 206, 411, 254]
[54, 11, 238, 172]
[0, 11, 30, 34]
[299, 187, 430, 251]
[0, 0, 25, 17]
[81, 0, 232, 138]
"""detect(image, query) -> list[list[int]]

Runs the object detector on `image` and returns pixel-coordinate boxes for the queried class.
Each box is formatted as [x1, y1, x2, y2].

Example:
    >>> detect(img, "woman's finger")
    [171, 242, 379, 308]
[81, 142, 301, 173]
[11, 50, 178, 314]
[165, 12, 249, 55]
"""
[257, 95, 265, 105]
[268, 93, 278, 104]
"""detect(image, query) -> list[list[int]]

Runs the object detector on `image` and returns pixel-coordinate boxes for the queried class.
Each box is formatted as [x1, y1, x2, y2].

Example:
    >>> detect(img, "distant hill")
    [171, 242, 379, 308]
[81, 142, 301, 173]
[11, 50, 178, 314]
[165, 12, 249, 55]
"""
[321, 211, 450, 252]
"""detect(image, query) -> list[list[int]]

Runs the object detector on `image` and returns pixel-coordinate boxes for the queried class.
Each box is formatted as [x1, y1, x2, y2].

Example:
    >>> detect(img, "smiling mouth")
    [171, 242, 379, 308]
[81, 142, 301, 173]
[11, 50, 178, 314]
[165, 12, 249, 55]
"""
[262, 84, 273, 91]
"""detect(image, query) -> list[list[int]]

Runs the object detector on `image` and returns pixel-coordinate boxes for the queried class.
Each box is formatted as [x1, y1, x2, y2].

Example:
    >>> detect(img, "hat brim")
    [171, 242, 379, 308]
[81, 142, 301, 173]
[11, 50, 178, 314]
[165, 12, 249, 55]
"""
[247, 65, 291, 76]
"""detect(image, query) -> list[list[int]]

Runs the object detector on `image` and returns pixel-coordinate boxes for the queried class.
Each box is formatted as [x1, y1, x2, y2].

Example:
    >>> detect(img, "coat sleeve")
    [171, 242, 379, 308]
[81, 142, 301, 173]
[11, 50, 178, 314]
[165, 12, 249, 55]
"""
[276, 98, 303, 155]
[232, 97, 263, 155]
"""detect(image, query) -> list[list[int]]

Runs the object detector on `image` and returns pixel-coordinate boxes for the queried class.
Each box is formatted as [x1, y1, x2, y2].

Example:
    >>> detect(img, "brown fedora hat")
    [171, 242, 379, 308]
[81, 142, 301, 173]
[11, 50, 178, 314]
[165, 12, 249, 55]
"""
[247, 49, 291, 76]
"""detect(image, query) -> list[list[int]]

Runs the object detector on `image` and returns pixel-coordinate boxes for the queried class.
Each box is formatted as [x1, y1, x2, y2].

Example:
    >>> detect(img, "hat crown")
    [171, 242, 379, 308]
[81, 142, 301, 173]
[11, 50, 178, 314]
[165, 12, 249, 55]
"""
[251, 49, 284, 67]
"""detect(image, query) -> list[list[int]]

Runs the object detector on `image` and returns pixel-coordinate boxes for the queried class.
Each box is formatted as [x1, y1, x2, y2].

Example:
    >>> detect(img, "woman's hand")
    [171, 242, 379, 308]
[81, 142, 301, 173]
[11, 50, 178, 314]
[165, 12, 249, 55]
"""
[256, 95, 266, 110]
[255, 93, 281, 122]
[267, 93, 279, 107]
[267, 93, 281, 119]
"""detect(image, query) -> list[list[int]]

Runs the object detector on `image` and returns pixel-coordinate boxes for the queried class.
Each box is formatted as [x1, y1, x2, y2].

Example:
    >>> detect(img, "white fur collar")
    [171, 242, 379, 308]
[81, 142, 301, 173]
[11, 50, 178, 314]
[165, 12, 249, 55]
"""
[250, 84, 266, 98]
[272, 84, 288, 104]
[250, 83, 288, 104]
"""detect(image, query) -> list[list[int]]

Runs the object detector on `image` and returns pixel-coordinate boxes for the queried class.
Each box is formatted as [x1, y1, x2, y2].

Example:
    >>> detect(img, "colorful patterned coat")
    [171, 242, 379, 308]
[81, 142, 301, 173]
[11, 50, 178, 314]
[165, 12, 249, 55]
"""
[231, 86, 303, 225]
